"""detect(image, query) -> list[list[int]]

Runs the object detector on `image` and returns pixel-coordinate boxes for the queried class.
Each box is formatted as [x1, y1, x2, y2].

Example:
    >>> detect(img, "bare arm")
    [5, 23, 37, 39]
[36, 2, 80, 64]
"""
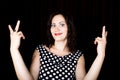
[30, 49, 40, 80]
[75, 54, 86, 80]
[8, 20, 39, 80]
[76, 26, 108, 80]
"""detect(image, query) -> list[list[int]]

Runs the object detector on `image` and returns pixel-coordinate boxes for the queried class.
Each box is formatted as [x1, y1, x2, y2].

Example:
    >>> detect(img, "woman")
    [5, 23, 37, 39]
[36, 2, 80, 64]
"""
[8, 11, 108, 80]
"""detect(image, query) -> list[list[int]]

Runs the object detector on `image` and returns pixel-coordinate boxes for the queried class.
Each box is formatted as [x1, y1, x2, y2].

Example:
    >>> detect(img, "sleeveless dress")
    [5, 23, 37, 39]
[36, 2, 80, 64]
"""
[36, 44, 83, 80]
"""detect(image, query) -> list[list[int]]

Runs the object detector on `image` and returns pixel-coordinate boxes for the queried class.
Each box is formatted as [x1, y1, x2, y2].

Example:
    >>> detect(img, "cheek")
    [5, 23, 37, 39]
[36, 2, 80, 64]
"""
[50, 29, 54, 36]
[63, 28, 68, 35]
[50, 28, 53, 33]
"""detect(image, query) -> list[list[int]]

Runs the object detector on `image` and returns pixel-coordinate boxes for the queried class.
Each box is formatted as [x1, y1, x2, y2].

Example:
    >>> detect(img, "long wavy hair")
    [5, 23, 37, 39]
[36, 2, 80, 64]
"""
[45, 11, 77, 53]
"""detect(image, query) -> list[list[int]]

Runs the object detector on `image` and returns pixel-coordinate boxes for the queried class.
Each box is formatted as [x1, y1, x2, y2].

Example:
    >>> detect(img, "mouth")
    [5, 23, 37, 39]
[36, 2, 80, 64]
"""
[54, 33, 62, 36]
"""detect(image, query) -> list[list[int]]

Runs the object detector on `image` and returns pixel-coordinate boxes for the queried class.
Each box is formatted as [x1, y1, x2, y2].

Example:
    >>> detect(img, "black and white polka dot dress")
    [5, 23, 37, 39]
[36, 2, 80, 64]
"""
[36, 44, 83, 80]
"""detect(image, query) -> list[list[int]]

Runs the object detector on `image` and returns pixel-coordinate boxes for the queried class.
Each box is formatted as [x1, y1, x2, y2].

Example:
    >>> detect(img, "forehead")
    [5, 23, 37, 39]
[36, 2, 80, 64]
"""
[52, 14, 65, 22]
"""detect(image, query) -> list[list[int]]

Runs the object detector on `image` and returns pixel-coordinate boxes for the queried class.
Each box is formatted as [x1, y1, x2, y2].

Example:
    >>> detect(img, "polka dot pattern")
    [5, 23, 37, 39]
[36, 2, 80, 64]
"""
[36, 44, 82, 80]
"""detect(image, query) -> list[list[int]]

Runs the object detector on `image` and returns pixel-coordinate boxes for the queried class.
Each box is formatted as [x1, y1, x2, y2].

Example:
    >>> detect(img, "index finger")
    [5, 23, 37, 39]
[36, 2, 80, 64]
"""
[102, 26, 106, 38]
[14, 20, 20, 32]
[8, 25, 14, 34]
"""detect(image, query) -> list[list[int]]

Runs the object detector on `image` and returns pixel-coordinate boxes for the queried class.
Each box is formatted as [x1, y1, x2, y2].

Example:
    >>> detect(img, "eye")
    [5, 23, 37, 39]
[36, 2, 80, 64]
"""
[60, 23, 65, 27]
[51, 24, 56, 27]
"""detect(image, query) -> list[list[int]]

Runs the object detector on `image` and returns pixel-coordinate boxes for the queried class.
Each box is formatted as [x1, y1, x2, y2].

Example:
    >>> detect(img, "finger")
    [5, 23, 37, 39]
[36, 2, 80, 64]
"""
[15, 20, 20, 32]
[8, 25, 14, 34]
[94, 37, 101, 44]
[94, 39, 98, 45]
[102, 26, 106, 38]
[18, 31, 25, 39]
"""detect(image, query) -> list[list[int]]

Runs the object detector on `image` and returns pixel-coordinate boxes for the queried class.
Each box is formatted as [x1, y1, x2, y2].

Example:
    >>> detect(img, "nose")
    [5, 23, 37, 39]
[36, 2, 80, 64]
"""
[55, 26, 60, 31]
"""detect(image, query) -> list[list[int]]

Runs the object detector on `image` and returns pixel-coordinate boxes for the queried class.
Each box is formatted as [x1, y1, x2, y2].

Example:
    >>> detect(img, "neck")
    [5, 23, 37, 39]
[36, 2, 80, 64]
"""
[53, 40, 68, 51]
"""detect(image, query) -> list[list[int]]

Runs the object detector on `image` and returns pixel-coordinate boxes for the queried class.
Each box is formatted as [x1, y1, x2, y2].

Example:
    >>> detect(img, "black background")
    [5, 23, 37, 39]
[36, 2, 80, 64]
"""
[1, 0, 119, 79]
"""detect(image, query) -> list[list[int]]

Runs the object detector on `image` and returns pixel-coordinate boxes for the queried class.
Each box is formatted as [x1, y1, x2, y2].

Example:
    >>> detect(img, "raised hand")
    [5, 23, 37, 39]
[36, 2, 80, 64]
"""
[8, 20, 25, 50]
[94, 26, 108, 56]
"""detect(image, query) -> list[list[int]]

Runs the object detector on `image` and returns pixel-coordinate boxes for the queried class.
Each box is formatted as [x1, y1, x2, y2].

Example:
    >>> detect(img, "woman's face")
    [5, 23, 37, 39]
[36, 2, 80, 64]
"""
[50, 14, 68, 41]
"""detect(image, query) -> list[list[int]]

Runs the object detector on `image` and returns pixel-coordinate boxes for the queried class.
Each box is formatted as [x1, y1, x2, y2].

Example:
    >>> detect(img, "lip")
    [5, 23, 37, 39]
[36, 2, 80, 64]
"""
[54, 33, 62, 36]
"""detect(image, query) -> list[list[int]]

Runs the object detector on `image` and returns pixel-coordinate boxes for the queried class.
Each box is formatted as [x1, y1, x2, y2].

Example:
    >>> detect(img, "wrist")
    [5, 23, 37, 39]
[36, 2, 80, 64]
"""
[10, 47, 19, 52]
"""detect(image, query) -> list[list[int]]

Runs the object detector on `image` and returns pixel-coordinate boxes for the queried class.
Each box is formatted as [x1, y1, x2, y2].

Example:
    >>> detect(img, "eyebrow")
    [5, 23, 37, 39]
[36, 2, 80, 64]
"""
[52, 21, 66, 24]
[59, 21, 65, 23]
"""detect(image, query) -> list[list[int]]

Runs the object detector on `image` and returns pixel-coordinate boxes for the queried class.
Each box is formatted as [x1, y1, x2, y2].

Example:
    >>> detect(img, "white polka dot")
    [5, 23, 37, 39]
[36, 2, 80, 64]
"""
[50, 70, 53, 72]
[62, 72, 65, 75]
[47, 71, 50, 74]
[59, 74, 62, 77]
[45, 76, 49, 79]
[55, 76, 58, 79]
[53, 73, 56, 76]
[62, 77, 65, 79]
[65, 75, 68, 77]
[43, 73, 46, 76]
[49, 74, 52, 77]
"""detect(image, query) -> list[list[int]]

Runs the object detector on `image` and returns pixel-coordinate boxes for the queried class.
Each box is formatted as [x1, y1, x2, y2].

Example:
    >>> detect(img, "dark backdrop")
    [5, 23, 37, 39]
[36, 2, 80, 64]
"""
[1, 0, 119, 79]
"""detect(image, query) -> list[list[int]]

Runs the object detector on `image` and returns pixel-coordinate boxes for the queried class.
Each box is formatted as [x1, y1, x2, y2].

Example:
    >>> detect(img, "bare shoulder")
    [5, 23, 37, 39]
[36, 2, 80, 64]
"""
[77, 54, 85, 64]
[32, 49, 40, 59]
[76, 54, 86, 79]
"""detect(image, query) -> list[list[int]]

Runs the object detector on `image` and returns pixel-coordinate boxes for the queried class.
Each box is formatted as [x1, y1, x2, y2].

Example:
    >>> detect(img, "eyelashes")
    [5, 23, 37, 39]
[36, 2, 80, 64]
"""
[51, 23, 65, 28]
